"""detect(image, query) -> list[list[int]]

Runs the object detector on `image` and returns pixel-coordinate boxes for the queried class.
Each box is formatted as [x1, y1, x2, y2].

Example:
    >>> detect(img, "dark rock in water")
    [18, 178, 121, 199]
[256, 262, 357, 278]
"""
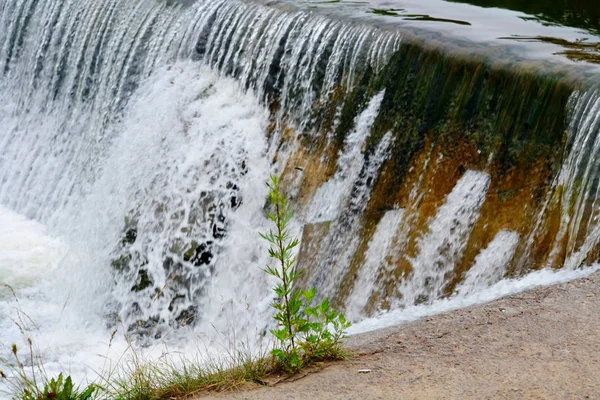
[183, 241, 198, 261]
[193, 244, 214, 266]
[131, 269, 153, 292]
[240, 160, 247, 176]
[226, 181, 239, 191]
[130, 302, 142, 316]
[227, 183, 242, 209]
[108, 163, 246, 338]
[122, 228, 137, 245]
[127, 315, 164, 340]
[175, 305, 198, 327]
[184, 241, 214, 266]
[212, 221, 226, 239]
[111, 254, 132, 272]
[162, 255, 176, 271]
[168, 294, 186, 312]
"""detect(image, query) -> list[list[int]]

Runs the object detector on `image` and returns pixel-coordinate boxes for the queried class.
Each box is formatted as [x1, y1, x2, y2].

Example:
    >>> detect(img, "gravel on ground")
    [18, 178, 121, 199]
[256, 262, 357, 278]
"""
[201, 272, 600, 400]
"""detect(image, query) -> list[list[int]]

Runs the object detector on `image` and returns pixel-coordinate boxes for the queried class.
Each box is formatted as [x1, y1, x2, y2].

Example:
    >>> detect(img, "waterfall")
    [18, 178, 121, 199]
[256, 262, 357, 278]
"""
[345, 208, 405, 320]
[398, 170, 491, 306]
[456, 230, 520, 296]
[0, 0, 400, 222]
[551, 91, 600, 269]
[307, 91, 387, 223]
[1, 0, 600, 383]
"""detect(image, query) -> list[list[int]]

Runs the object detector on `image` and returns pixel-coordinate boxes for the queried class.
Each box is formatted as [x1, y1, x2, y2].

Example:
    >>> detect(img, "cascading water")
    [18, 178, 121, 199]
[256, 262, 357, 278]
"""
[397, 170, 491, 306]
[549, 91, 600, 269]
[455, 230, 520, 296]
[1, 0, 600, 386]
[307, 91, 387, 223]
[345, 208, 405, 320]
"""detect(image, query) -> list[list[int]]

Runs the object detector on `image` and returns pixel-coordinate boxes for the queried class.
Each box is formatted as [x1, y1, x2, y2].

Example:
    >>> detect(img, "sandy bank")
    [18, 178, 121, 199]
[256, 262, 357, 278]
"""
[202, 271, 600, 399]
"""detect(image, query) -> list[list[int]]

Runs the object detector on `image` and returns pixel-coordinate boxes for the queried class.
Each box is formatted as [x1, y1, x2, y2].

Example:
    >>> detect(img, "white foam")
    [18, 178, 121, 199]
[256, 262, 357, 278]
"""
[0, 207, 66, 290]
[0, 62, 272, 385]
[350, 265, 600, 334]
[456, 230, 520, 296]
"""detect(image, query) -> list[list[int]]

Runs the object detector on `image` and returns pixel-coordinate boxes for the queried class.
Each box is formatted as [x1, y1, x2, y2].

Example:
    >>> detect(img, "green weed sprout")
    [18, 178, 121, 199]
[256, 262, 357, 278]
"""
[260, 175, 351, 373]
[1, 342, 97, 400]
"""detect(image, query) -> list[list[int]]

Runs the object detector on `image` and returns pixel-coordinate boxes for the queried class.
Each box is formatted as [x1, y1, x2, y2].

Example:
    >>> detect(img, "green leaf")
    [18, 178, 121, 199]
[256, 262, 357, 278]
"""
[297, 320, 311, 332]
[263, 266, 281, 279]
[306, 334, 319, 344]
[320, 298, 330, 314]
[271, 348, 286, 360]
[289, 299, 302, 315]
[305, 306, 319, 319]
[80, 385, 97, 399]
[326, 310, 339, 323]
[274, 285, 286, 297]
[310, 322, 323, 332]
[303, 288, 317, 304]
[339, 313, 348, 326]
[289, 351, 301, 369]
[64, 375, 73, 395]
[272, 328, 288, 343]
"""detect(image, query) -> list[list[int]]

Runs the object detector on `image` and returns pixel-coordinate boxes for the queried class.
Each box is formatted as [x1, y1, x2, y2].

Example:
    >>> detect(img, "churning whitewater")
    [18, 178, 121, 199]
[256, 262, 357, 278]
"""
[1, 0, 600, 387]
[0, 62, 275, 380]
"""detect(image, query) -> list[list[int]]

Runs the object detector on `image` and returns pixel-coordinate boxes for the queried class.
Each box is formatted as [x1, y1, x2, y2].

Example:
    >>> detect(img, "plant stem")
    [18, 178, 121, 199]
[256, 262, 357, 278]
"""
[276, 202, 295, 351]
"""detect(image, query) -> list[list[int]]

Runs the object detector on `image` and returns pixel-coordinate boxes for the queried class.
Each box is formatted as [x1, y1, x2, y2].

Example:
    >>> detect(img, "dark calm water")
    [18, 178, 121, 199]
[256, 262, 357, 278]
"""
[447, 0, 600, 35]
